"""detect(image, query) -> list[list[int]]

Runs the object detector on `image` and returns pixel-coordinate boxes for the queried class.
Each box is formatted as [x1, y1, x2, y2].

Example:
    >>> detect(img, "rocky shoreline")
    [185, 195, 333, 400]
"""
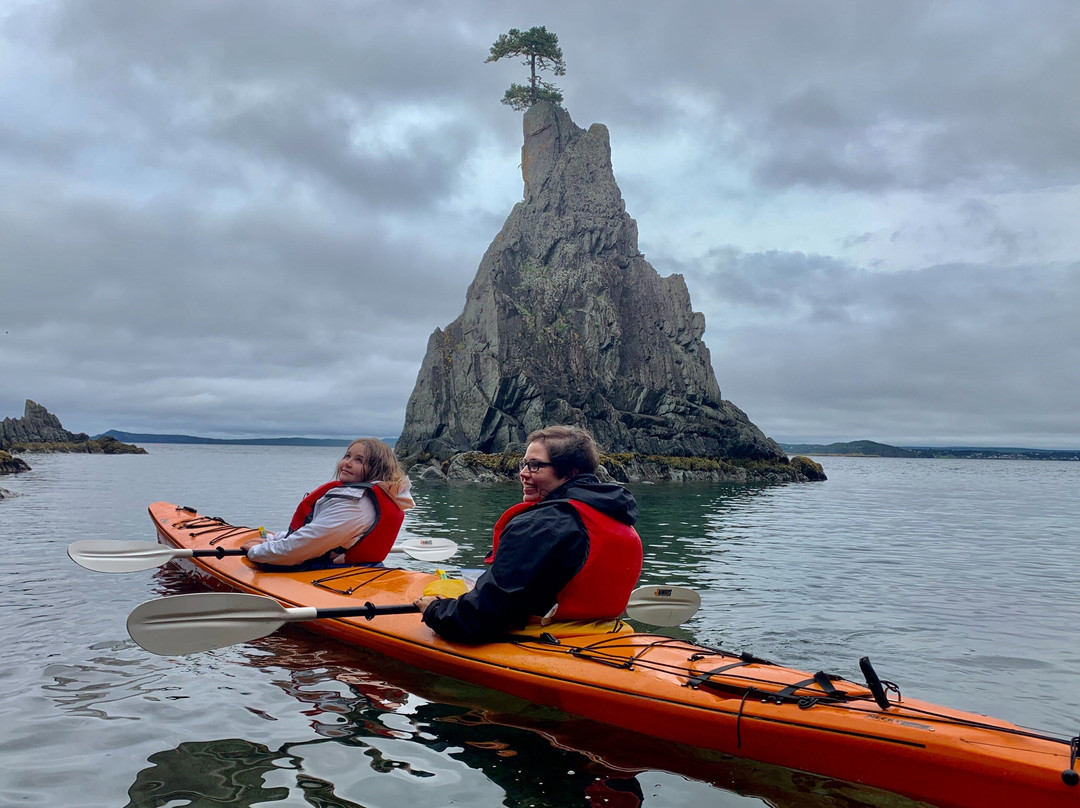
[2, 435, 147, 455]
[1, 401, 146, 475]
[409, 451, 825, 484]
[0, 450, 31, 474]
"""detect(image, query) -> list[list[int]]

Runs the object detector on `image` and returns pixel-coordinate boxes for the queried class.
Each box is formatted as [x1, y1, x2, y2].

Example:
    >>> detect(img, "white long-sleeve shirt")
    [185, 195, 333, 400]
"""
[247, 478, 414, 566]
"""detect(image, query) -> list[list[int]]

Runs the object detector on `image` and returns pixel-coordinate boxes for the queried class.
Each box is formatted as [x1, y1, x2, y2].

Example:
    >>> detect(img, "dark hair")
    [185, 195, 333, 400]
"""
[525, 426, 599, 477]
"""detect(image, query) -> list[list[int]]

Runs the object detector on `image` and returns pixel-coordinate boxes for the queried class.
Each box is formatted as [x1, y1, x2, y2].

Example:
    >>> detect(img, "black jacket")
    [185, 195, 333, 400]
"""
[421, 474, 639, 643]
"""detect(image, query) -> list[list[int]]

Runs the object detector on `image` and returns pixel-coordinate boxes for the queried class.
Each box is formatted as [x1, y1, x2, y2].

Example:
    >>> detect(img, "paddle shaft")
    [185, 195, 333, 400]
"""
[311, 603, 420, 620]
[182, 545, 440, 560]
[173, 548, 435, 561]
[262, 596, 681, 623]
[189, 547, 246, 559]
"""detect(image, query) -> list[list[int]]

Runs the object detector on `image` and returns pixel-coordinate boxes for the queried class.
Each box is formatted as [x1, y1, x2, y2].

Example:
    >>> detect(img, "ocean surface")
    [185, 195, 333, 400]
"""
[1, 445, 1077, 807]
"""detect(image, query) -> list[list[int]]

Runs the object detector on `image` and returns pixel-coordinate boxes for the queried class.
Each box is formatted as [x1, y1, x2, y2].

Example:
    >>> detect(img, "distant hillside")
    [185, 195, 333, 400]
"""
[901, 446, 1080, 460]
[780, 440, 1079, 461]
[100, 430, 356, 447]
[781, 440, 928, 457]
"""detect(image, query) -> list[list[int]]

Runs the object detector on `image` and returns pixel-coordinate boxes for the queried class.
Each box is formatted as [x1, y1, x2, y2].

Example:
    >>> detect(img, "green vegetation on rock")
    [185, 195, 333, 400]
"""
[4, 436, 146, 455]
[486, 26, 566, 110]
[0, 450, 32, 474]
[413, 451, 826, 484]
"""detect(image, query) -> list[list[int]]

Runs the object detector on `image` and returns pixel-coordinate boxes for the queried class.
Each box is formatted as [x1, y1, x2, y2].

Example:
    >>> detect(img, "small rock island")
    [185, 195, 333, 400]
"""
[397, 102, 823, 484]
[0, 400, 146, 473]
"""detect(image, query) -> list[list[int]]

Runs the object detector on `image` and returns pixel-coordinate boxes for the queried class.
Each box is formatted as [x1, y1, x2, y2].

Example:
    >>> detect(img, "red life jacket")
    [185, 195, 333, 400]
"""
[489, 499, 643, 620]
[287, 481, 405, 564]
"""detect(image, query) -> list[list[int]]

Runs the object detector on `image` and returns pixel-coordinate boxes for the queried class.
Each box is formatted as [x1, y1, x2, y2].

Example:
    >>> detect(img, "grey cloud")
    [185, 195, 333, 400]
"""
[956, 199, 1021, 257]
[6, 196, 468, 334]
[3, 0, 1079, 447]
[552, 0, 1080, 192]
[685, 249, 1079, 447]
[204, 94, 481, 210]
[43, 0, 484, 98]
[697, 249, 866, 323]
[14, 0, 516, 214]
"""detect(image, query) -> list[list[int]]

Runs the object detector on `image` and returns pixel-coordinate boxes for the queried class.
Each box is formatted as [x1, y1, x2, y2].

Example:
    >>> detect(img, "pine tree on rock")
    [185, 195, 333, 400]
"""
[486, 26, 566, 110]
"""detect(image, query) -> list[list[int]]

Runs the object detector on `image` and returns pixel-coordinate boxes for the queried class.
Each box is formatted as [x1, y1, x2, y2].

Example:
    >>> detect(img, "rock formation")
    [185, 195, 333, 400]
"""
[397, 102, 788, 468]
[0, 400, 145, 454]
[0, 450, 31, 475]
[0, 400, 88, 445]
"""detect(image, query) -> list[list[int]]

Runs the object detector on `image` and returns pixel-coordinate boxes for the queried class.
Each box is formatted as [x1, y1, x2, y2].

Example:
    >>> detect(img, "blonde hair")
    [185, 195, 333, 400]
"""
[346, 438, 407, 485]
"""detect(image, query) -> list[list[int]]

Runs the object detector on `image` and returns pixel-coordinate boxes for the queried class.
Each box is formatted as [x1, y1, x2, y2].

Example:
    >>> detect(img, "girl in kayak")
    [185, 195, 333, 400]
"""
[241, 438, 414, 568]
[415, 426, 643, 642]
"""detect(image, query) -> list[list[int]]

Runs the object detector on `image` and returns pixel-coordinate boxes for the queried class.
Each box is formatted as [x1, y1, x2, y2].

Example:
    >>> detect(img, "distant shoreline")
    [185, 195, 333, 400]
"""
[98, 432, 1078, 459]
[780, 440, 1079, 461]
[98, 430, 360, 447]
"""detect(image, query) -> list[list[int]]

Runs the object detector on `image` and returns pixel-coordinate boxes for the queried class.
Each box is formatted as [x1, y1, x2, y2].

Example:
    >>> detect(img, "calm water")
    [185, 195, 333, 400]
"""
[1, 446, 1077, 807]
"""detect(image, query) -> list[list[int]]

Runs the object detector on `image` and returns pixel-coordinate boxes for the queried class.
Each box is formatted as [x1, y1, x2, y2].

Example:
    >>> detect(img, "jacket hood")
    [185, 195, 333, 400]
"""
[373, 477, 416, 511]
[551, 474, 638, 525]
[336, 478, 415, 511]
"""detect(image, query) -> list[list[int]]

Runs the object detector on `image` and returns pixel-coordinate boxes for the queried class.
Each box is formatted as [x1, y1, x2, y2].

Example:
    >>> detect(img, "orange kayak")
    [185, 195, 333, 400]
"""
[147, 501, 1078, 808]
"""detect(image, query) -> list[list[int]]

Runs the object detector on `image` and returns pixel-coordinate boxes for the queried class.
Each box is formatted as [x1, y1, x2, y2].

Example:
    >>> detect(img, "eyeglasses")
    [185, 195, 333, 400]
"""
[518, 459, 555, 473]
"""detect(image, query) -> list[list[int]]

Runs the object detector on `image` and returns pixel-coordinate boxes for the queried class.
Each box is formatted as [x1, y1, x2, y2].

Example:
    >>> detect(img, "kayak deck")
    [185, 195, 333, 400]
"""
[147, 501, 1078, 808]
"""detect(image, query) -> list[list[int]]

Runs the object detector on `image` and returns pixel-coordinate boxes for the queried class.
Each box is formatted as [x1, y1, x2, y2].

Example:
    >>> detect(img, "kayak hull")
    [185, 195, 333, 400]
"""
[147, 502, 1077, 808]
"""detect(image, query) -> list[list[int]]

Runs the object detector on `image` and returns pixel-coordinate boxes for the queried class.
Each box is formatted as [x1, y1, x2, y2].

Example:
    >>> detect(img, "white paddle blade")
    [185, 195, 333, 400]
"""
[391, 537, 459, 561]
[68, 540, 188, 573]
[625, 585, 701, 626]
[127, 592, 312, 655]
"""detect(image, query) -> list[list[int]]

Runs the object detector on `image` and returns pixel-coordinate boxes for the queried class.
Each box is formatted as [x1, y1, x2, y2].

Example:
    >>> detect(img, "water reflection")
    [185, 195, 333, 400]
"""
[126, 738, 290, 807]
[123, 731, 649, 808]
[42, 650, 165, 720]
[245, 634, 655, 807]
[118, 627, 928, 808]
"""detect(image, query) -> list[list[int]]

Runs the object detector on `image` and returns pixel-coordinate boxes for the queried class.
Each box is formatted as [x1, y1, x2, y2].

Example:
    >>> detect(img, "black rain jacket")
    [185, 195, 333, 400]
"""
[420, 474, 638, 643]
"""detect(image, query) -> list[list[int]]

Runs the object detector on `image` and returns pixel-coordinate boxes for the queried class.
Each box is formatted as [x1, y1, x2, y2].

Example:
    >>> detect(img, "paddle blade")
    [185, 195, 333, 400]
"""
[391, 537, 459, 561]
[127, 592, 304, 655]
[68, 540, 185, 573]
[625, 585, 701, 626]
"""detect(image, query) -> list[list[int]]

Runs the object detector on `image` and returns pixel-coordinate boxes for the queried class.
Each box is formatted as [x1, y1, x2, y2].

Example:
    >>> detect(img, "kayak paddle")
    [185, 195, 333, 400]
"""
[127, 592, 420, 655]
[68, 536, 459, 573]
[625, 585, 701, 626]
[126, 584, 702, 655]
[390, 537, 460, 561]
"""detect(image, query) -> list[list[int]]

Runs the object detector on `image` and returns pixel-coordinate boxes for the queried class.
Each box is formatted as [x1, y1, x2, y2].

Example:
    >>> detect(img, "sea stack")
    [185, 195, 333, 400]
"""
[397, 102, 787, 466]
[0, 400, 145, 454]
[0, 400, 89, 445]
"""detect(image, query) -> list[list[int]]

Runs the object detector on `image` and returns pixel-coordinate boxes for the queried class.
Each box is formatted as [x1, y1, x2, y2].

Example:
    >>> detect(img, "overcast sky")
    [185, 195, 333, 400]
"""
[2, 1, 1078, 449]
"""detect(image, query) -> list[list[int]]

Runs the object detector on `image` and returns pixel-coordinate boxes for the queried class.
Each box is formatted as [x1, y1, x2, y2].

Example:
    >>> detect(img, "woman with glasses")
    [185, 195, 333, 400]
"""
[415, 426, 643, 642]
